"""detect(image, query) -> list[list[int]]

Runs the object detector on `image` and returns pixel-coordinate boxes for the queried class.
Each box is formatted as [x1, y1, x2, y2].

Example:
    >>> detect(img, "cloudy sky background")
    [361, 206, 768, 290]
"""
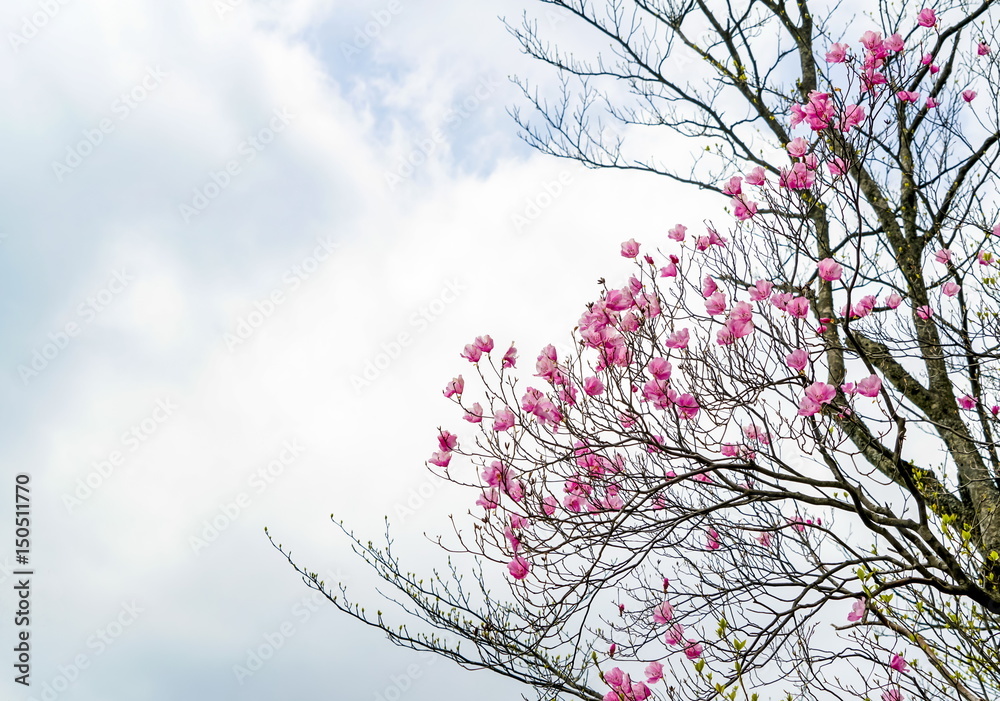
[0, 1, 728, 699]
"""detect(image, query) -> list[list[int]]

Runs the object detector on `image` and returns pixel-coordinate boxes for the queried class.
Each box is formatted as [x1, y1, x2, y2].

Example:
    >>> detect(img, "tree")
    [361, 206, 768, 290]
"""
[272, 3, 1000, 700]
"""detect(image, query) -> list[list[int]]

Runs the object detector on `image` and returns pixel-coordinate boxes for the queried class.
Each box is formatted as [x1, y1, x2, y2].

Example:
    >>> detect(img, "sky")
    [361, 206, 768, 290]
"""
[0, 1, 723, 700]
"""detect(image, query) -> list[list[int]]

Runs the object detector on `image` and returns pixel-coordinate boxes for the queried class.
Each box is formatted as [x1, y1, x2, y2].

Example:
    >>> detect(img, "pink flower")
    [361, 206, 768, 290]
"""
[749, 279, 773, 301]
[464, 402, 483, 423]
[926, 97, 940, 108]
[583, 376, 605, 397]
[743, 423, 770, 444]
[481, 462, 502, 486]
[645, 661, 664, 684]
[647, 358, 672, 381]
[787, 517, 809, 533]
[963, 90, 977, 102]
[857, 374, 882, 397]
[790, 91, 836, 131]
[756, 532, 772, 546]
[729, 301, 753, 323]
[705, 292, 727, 316]
[818, 257, 843, 281]
[706, 528, 721, 550]
[886, 292, 903, 309]
[725, 316, 754, 340]
[507, 556, 530, 579]
[492, 407, 515, 432]
[668, 223, 687, 241]
[978, 42, 991, 56]
[847, 295, 876, 319]
[847, 597, 865, 622]
[786, 349, 809, 372]
[780, 163, 815, 189]
[921, 52, 934, 65]
[684, 641, 704, 660]
[799, 382, 836, 416]
[897, 90, 920, 103]
[885, 33, 904, 52]
[943, 281, 960, 297]
[651, 600, 675, 624]
[696, 227, 727, 250]
[860, 30, 884, 51]
[621, 238, 640, 258]
[475, 335, 494, 353]
[604, 667, 624, 688]
[461, 344, 482, 362]
[675, 393, 699, 419]
[665, 328, 690, 349]
[429, 451, 452, 468]
[542, 495, 557, 516]
[629, 682, 651, 701]
[443, 375, 465, 398]
[958, 394, 976, 410]
[787, 296, 810, 318]
[502, 344, 518, 368]
[787, 137, 809, 157]
[829, 157, 848, 176]
[890, 654, 909, 673]
[438, 430, 459, 452]
[664, 623, 685, 646]
[722, 176, 742, 195]
[504, 526, 520, 552]
[771, 292, 792, 311]
[861, 67, 888, 92]
[917, 8, 937, 27]
[806, 381, 837, 404]
[882, 688, 904, 701]
[702, 276, 718, 298]
[826, 42, 849, 63]
[839, 104, 865, 131]
[745, 166, 766, 185]
[476, 488, 499, 509]
[732, 197, 757, 221]
[916, 305, 933, 320]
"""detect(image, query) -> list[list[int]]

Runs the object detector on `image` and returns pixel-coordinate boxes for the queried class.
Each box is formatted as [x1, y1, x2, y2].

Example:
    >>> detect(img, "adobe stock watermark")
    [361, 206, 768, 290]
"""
[178, 106, 294, 224]
[16, 269, 133, 386]
[391, 471, 447, 525]
[8, 0, 72, 53]
[26, 600, 143, 701]
[384, 75, 501, 191]
[350, 278, 466, 393]
[231, 567, 350, 686]
[52, 65, 168, 182]
[511, 170, 574, 234]
[372, 652, 439, 701]
[189, 439, 304, 555]
[62, 398, 177, 514]
[0, 556, 19, 586]
[214, 0, 287, 20]
[223, 235, 338, 352]
[339, 0, 403, 61]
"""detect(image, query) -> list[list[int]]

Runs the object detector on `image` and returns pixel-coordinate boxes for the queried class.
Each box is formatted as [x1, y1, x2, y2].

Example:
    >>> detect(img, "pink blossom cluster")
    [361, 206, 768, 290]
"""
[825, 11, 987, 112]
[602, 666, 652, 701]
